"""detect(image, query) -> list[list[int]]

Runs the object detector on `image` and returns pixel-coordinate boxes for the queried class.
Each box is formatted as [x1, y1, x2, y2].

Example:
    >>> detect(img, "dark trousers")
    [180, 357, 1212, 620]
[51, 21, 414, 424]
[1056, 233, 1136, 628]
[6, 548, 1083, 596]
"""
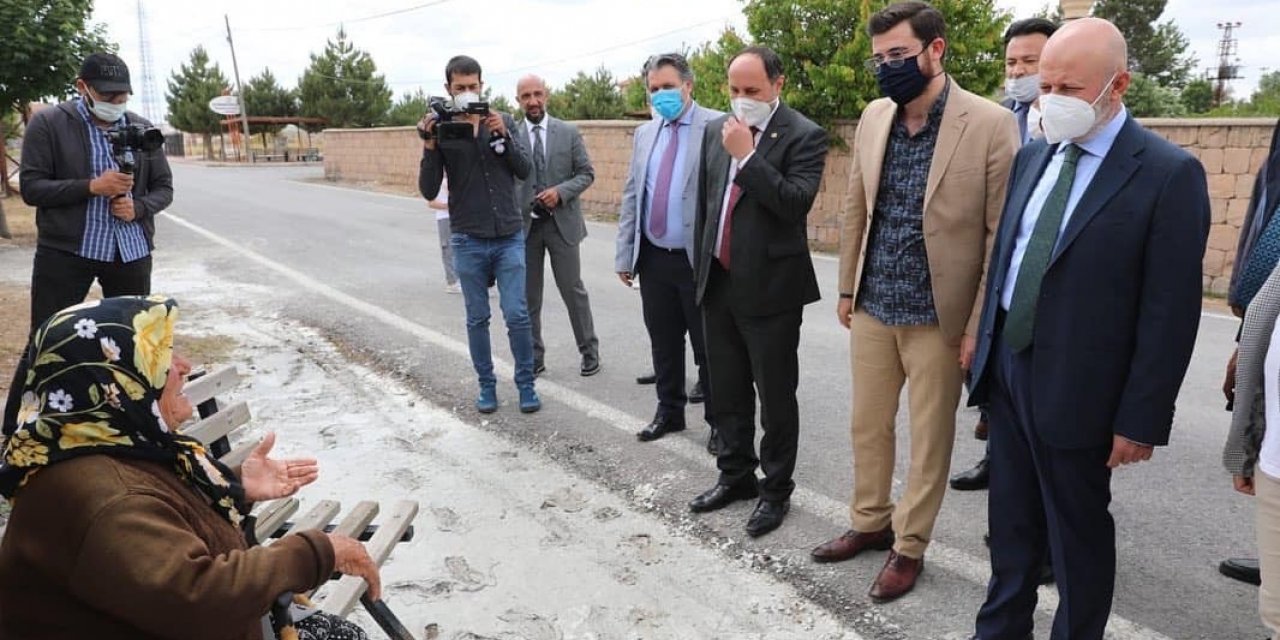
[526, 218, 598, 365]
[3, 246, 152, 428]
[976, 336, 1115, 640]
[636, 239, 708, 422]
[702, 264, 803, 502]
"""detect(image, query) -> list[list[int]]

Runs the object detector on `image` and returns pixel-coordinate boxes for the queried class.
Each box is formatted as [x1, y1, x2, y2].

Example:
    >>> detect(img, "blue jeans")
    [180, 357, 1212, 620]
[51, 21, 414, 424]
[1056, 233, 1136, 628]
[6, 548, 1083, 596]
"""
[450, 231, 535, 389]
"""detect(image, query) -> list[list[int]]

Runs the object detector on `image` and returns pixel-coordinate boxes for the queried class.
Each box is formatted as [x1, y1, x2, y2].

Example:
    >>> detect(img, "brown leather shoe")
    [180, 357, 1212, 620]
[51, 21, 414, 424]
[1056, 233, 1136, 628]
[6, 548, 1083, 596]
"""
[869, 550, 923, 602]
[809, 527, 894, 563]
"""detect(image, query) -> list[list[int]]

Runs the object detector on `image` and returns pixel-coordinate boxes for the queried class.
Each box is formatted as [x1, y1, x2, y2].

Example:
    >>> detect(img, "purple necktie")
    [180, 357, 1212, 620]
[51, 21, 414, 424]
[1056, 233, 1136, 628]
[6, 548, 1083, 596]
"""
[649, 121, 681, 239]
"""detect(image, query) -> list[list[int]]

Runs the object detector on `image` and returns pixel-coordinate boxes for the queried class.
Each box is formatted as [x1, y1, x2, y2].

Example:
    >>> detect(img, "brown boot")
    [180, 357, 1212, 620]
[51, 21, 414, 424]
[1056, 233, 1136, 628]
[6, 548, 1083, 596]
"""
[809, 527, 894, 563]
[869, 550, 923, 602]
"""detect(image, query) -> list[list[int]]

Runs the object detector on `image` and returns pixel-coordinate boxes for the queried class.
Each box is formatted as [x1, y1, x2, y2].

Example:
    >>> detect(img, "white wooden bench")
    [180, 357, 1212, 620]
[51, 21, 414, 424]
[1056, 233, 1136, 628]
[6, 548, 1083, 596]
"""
[184, 366, 419, 639]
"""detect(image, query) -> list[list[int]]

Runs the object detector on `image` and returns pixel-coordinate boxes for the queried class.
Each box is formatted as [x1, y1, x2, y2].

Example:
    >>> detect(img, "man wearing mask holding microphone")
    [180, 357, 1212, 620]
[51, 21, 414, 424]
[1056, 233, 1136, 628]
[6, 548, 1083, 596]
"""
[688, 46, 828, 538]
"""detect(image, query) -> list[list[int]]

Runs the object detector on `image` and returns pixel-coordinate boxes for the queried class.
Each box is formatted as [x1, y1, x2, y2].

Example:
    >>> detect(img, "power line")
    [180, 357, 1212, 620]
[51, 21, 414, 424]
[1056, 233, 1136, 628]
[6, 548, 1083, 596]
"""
[241, 0, 458, 33]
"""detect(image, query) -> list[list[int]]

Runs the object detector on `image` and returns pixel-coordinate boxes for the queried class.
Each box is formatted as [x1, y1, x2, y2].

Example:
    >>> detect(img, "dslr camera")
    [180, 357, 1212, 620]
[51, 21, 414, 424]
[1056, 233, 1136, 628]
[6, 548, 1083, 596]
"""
[420, 95, 490, 142]
[107, 123, 164, 175]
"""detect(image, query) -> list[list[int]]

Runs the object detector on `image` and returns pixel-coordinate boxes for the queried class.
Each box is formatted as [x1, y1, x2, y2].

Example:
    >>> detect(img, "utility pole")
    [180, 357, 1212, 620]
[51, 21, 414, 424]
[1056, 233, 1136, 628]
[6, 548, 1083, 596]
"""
[135, 0, 161, 125]
[1209, 21, 1244, 108]
[224, 14, 252, 162]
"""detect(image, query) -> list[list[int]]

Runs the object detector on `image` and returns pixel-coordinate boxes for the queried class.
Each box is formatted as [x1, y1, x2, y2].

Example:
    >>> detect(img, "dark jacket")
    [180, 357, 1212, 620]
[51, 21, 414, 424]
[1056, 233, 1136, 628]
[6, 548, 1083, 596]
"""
[19, 100, 174, 255]
[0, 456, 334, 639]
[968, 116, 1210, 449]
[1228, 123, 1280, 308]
[693, 104, 828, 316]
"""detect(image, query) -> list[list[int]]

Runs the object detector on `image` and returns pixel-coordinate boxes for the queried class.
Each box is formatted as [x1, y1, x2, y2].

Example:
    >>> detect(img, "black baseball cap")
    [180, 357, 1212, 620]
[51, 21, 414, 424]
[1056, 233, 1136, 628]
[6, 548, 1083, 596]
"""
[79, 53, 132, 94]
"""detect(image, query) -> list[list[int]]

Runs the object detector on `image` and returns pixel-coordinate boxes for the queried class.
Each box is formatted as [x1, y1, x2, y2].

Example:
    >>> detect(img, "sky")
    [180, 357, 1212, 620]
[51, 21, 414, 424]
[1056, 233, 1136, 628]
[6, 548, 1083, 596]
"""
[89, 0, 1280, 122]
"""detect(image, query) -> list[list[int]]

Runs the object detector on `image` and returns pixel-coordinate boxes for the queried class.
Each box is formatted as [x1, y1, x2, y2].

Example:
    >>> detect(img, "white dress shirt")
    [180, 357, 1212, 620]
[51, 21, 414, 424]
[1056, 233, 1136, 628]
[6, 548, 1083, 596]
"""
[714, 103, 780, 258]
[1000, 105, 1129, 310]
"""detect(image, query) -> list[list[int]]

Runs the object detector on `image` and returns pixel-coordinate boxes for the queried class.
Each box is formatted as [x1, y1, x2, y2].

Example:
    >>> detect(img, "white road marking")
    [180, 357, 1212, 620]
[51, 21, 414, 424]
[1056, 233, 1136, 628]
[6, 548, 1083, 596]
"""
[161, 210, 1174, 640]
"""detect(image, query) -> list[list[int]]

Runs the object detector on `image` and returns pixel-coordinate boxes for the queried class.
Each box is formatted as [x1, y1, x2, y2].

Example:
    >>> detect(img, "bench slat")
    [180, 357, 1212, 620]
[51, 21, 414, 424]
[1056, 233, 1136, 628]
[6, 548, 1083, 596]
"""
[331, 502, 380, 538]
[319, 500, 418, 617]
[253, 498, 299, 543]
[185, 367, 241, 407]
[184, 401, 251, 446]
[287, 500, 341, 534]
[219, 438, 258, 469]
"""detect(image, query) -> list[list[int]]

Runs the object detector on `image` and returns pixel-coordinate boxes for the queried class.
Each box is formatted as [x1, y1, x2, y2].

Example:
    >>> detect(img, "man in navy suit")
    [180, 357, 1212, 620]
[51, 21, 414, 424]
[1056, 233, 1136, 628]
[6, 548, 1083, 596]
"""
[968, 18, 1210, 639]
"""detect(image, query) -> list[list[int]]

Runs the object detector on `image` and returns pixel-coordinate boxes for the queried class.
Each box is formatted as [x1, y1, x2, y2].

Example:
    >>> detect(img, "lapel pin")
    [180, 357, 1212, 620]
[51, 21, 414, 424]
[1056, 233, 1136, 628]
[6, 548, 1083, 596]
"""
[771, 132, 778, 138]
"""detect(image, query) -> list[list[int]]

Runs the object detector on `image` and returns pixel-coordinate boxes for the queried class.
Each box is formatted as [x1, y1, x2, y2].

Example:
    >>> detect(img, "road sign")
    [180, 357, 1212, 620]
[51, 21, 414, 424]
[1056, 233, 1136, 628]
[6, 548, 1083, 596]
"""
[208, 95, 241, 115]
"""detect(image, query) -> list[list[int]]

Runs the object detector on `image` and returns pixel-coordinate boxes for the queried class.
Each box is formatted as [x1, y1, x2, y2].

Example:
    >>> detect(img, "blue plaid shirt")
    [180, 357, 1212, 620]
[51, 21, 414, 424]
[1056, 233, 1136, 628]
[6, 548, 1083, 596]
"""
[75, 99, 149, 263]
[857, 81, 950, 326]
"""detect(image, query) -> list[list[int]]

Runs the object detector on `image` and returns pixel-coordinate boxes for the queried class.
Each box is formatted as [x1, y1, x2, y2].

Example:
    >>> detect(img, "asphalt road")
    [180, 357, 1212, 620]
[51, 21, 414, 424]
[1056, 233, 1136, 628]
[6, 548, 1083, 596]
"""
[156, 161, 1259, 639]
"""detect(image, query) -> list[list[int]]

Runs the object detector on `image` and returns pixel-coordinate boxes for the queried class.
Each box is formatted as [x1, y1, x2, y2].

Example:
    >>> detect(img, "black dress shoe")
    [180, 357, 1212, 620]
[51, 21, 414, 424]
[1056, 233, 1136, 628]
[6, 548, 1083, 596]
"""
[706, 427, 720, 456]
[533, 362, 547, 377]
[1220, 557, 1262, 585]
[689, 480, 758, 513]
[689, 381, 706, 404]
[746, 499, 790, 537]
[636, 372, 656, 384]
[580, 357, 601, 377]
[949, 456, 990, 491]
[637, 414, 686, 442]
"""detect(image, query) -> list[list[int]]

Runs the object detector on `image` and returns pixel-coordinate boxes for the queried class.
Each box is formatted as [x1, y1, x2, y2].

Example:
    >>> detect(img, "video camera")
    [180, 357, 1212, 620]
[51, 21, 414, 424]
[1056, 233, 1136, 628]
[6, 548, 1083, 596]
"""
[420, 95, 490, 142]
[107, 123, 164, 175]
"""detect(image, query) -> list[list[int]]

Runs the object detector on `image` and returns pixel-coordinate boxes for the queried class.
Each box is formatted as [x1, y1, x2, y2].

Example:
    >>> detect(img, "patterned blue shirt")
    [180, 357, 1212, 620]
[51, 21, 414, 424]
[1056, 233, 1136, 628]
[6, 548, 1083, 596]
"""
[75, 99, 149, 263]
[858, 81, 951, 326]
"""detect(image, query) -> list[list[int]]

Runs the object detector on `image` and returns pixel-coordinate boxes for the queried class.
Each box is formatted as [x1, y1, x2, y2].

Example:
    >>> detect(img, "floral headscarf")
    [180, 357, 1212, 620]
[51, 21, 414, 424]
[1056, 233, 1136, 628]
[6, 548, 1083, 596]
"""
[0, 296, 246, 526]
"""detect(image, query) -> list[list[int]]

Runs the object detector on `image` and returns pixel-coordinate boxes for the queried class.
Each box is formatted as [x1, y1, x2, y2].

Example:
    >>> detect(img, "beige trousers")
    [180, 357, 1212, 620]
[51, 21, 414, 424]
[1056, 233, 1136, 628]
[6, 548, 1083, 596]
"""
[1257, 470, 1280, 638]
[849, 311, 964, 558]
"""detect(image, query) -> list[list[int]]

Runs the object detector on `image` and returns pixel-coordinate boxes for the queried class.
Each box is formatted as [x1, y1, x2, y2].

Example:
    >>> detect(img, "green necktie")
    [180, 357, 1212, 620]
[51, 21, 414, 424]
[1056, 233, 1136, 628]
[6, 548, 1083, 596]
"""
[1004, 143, 1083, 352]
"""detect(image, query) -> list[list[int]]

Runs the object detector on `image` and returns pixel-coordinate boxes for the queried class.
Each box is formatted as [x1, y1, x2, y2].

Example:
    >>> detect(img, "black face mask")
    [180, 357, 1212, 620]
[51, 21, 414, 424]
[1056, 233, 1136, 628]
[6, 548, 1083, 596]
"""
[876, 54, 930, 106]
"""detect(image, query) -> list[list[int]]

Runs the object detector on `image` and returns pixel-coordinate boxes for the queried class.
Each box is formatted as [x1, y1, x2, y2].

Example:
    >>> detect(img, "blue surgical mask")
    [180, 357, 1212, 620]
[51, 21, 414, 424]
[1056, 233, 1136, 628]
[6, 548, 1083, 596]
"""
[650, 88, 686, 121]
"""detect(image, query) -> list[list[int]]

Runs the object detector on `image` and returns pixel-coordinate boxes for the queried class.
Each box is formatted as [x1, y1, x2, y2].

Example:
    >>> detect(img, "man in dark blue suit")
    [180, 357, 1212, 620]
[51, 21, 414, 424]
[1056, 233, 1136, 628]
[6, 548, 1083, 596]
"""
[968, 18, 1210, 640]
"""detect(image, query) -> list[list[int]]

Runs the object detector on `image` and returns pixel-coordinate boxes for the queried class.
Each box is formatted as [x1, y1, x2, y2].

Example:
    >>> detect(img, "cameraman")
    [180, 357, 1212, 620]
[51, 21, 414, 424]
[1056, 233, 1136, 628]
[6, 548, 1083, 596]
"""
[4, 52, 172, 429]
[418, 55, 539, 414]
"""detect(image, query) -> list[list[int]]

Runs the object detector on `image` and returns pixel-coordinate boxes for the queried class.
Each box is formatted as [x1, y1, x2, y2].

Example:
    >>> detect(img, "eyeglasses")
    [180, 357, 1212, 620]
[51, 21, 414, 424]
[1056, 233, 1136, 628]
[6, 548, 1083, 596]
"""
[864, 41, 931, 72]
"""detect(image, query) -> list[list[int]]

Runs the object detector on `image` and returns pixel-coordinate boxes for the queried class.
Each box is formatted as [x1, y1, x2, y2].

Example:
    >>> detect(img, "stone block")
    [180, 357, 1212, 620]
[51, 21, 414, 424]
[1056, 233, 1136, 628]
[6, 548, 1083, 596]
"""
[1253, 147, 1272, 174]
[1227, 126, 1256, 148]
[1208, 224, 1237, 252]
[1162, 126, 1198, 147]
[1211, 198, 1228, 225]
[1239, 174, 1259, 198]
[1203, 247, 1227, 278]
[1228, 197, 1253, 227]
[1200, 126, 1228, 148]
[1198, 148, 1224, 174]
[1209, 276, 1230, 297]
[1208, 173, 1237, 198]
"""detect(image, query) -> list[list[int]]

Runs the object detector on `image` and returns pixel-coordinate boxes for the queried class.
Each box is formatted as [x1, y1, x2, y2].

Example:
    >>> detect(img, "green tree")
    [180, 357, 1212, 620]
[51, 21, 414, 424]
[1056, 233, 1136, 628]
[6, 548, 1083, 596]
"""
[241, 68, 297, 145]
[547, 67, 625, 120]
[1180, 78, 1214, 115]
[1124, 71, 1186, 117]
[687, 27, 748, 112]
[742, 0, 1009, 127]
[1249, 71, 1280, 116]
[386, 89, 429, 126]
[297, 28, 393, 129]
[1091, 0, 1195, 89]
[165, 46, 230, 160]
[481, 87, 515, 115]
[0, 0, 113, 195]
[621, 76, 649, 114]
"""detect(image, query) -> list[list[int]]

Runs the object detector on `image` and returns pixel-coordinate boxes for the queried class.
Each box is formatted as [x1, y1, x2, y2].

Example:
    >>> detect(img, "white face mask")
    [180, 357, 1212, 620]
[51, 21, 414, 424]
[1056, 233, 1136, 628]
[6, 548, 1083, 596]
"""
[1026, 104, 1044, 139]
[454, 91, 481, 110]
[1038, 73, 1117, 144]
[86, 94, 127, 122]
[1005, 74, 1041, 104]
[731, 97, 776, 129]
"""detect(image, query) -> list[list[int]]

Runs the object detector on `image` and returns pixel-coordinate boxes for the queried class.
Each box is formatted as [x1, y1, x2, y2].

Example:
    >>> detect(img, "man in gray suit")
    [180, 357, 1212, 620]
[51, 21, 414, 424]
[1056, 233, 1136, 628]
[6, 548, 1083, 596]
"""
[615, 53, 722, 452]
[515, 74, 600, 377]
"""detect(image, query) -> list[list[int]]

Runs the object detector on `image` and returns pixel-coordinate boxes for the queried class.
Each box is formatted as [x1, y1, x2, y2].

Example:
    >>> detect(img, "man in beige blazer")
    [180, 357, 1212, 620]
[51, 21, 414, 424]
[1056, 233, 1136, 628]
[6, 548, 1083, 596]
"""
[808, 0, 1018, 603]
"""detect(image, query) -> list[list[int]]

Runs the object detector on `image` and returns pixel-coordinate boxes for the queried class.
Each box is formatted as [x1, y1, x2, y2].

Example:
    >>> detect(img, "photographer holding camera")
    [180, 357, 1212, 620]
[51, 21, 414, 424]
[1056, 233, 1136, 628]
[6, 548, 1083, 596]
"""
[4, 52, 172, 430]
[419, 55, 540, 414]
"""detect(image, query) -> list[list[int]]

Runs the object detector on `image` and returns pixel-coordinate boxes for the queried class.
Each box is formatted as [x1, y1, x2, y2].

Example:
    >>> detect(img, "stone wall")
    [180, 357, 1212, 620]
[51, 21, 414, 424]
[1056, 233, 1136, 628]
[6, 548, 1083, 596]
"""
[323, 117, 1277, 295]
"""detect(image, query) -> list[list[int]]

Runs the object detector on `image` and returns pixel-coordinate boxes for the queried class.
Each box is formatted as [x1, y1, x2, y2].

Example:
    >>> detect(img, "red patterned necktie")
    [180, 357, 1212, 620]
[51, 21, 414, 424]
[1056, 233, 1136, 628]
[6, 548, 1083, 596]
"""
[717, 126, 759, 270]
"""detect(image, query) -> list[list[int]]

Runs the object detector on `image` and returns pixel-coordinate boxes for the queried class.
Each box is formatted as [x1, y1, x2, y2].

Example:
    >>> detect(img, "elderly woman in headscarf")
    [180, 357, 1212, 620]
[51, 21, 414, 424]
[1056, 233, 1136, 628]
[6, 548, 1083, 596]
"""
[1225, 264, 1280, 638]
[0, 296, 380, 640]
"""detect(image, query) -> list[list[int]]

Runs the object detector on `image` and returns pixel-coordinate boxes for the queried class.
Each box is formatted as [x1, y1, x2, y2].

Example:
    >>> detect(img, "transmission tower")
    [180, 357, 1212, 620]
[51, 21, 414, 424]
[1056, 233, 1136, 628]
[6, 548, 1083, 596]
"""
[135, 0, 162, 125]
[1209, 21, 1243, 108]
